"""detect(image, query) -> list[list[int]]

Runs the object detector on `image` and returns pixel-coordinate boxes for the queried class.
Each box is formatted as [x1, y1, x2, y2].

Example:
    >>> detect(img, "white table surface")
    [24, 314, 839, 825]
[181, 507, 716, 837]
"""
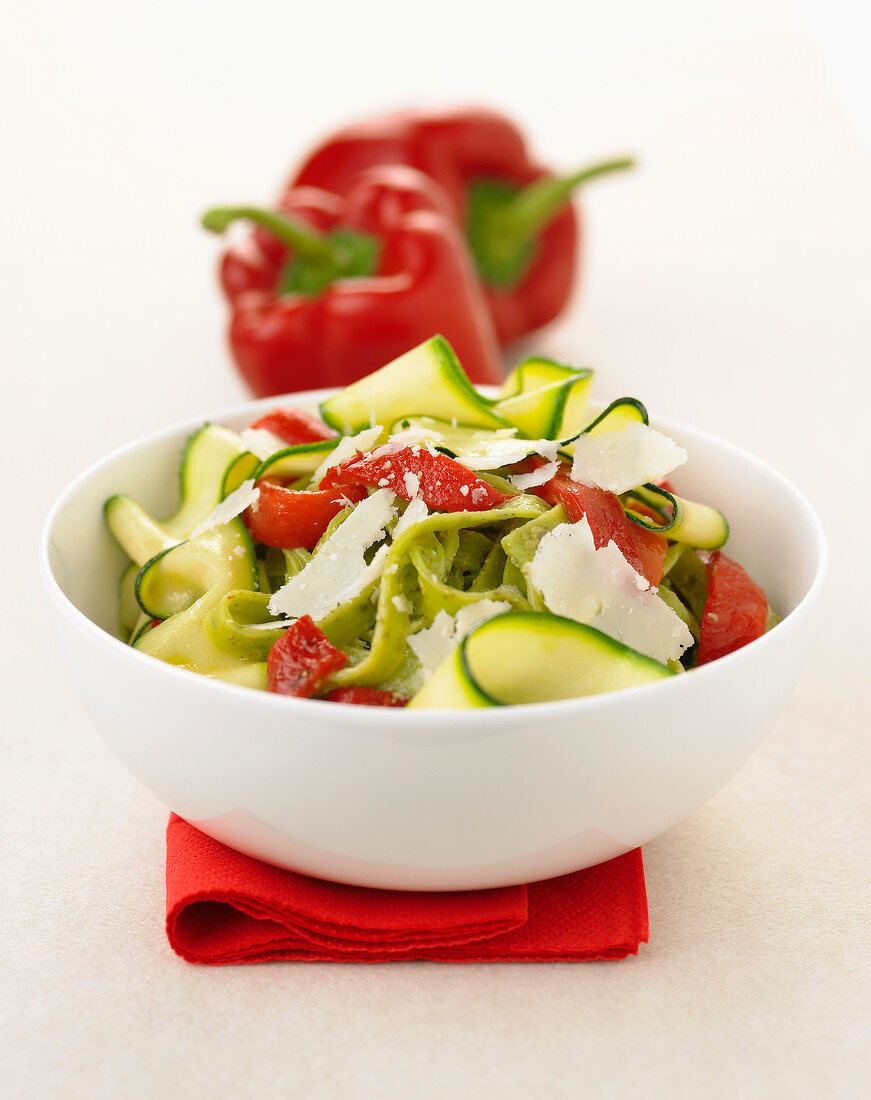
[4, 2, 869, 1096]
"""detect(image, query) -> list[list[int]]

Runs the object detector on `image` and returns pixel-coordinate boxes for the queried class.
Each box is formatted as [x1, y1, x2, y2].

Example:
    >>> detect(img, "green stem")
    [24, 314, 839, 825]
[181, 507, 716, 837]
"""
[497, 156, 636, 238]
[201, 205, 334, 262]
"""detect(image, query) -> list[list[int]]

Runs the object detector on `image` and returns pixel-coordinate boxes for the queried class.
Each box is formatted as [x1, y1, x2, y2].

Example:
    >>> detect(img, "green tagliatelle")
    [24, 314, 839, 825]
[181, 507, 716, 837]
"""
[103, 336, 755, 703]
[325, 495, 546, 689]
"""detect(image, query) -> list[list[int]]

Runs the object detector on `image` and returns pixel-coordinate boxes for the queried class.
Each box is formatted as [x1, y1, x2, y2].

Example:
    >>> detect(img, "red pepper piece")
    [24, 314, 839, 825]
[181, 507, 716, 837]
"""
[244, 480, 367, 551]
[266, 616, 348, 697]
[324, 444, 511, 512]
[696, 552, 768, 666]
[322, 687, 409, 707]
[535, 474, 668, 587]
[203, 165, 503, 395]
[251, 406, 336, 445]
[290, 108, 633, 346]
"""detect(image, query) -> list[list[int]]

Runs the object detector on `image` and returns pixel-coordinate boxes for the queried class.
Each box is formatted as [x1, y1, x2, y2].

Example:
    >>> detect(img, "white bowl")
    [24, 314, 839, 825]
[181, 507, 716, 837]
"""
[41, 390, 826, 891]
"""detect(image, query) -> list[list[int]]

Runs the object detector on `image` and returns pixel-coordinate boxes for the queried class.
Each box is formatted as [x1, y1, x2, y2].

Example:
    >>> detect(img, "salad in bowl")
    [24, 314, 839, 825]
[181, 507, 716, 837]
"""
[104, 336, 775, 709]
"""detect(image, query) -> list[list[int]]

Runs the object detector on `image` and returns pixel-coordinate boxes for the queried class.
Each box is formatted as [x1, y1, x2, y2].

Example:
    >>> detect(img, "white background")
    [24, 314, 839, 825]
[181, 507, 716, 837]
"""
[3, 1, 870, 1096]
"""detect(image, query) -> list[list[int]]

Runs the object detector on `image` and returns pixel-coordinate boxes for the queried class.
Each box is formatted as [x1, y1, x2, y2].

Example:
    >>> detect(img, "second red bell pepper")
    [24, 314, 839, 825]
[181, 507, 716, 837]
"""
[290, 108, 633, 346]
[203, 165, 504, 396]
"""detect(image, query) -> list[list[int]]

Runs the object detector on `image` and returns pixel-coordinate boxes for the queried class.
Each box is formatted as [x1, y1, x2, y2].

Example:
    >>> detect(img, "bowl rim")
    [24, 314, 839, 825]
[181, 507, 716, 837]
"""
[41, 387, 828, 725]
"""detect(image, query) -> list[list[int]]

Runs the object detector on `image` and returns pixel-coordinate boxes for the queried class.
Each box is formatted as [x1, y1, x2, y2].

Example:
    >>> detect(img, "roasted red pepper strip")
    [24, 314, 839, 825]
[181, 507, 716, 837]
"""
[244, 480, 367, 550]
[322, 687, 409, 707]
[323, 444, 511, 512]
[251, 406, 336, 445]
[204, 165, 503, 395]
[534, 474, 668, 586]
[290, 108, 633, 346]
[266, 616, 348, 697]
[696, 552, 768, 665]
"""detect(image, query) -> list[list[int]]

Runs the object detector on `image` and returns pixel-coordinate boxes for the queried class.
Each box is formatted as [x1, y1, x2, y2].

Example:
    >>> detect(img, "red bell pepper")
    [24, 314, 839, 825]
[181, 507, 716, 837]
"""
[322, 444, 511, 512]
[534, 473, 668, 586]
[250, 406, 336, 445]
[696, 552, 768, 665]
[266, 616, 348, 697]
[203, 165, 503, 396]
[322, 687, 409, 707]
[291, 108, 633, 346]
[244, 480, 367, 551]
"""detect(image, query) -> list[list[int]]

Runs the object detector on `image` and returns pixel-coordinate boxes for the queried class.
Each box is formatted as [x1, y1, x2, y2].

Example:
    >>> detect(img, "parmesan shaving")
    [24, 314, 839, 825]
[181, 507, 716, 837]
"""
[571, 422, 687, 495]
[508, 460, 560, 490]
[189, 480, 259, 540]
[268, 489, 396, 619]
[310, 426, 383, 486]
[454, 438, 560, 471]
[240, 427, 292, 462]
[527, 517, 693, 664]
[392, 496, 429, 538]
[408, 599, 512, 678]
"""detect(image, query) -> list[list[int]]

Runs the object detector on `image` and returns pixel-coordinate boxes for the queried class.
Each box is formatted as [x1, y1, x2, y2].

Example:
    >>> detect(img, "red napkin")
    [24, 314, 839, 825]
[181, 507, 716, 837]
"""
[166, 815, 648, 964]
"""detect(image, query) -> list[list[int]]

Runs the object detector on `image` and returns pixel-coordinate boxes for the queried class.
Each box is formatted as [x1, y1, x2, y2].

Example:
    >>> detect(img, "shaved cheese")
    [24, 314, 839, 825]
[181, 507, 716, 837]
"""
[527, 518, 693, 664]
[268, 489, 396, 619]
[408, 611, 455, 675]
[388, 425, 442, 447]
[240, 427, 292, 462]
[453, 600, 512, 637]
[455, 438, 560, 471]
[189, 480, 259, 540]
[402, 471, 421, 498]
[571, 422, 687, 495]
[310, 426, 383, 487]
[392, 496, 429, 538]
[408, 599, 512, 678]
[508, 460, 560, 490]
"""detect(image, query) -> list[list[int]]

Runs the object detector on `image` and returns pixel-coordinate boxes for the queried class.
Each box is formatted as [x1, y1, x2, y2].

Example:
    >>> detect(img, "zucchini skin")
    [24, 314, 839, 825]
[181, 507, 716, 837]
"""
[409, 610, 673, 709]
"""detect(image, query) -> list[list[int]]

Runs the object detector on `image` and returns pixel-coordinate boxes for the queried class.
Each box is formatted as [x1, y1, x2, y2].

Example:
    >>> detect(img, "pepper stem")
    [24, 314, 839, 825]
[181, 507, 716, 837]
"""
[466, 156, 635, 289]
[496, 157, 635, 240]
[201, 204, 382, 297]
[201, 206, 334, 262]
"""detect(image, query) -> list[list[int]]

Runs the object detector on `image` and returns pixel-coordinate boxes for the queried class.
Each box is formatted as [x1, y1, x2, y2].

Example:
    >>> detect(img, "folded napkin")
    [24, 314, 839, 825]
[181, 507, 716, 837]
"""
[166, 815, 648, 964]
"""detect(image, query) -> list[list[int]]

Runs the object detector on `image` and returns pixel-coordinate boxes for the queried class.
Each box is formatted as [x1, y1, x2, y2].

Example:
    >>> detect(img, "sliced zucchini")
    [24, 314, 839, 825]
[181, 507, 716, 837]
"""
[581, 397, 648, 437]
[389, 414, 552, 469]
[105, 423, 249, 566]
[222, 451, 260, 496]
[494, 357, 593, 439]
[408, 610, 673, 709]
[319, 335, 511, 435]
[253, 439, 337, 482]
[119, 562, 142, 636]
[625, 484, 729, 550]
[134, 519, 265, 686]
[135, 518, 257, 620]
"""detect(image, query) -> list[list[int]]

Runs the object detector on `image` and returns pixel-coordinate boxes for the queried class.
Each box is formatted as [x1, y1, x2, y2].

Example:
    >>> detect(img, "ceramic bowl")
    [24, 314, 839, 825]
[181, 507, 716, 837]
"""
[41, 390, 826, 890]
